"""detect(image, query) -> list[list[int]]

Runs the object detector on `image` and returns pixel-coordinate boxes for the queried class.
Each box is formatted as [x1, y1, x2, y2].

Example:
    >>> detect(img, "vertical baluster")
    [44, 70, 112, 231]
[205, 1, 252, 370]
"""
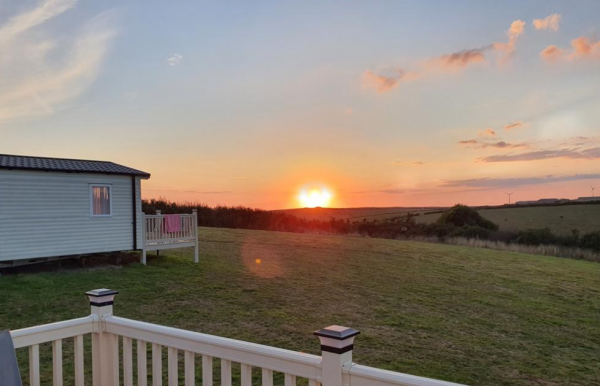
[261, 369, 273, 386]
[138, 340, 148, 386]
[152, 343, 162, 386]
[74, 335, 84, 386]
[53, 339, 63, 386]
[284, 374, 296, 386]
[123, 337, 133, 386]
[168, 347, 178, 386]
[221, 359, 232, 386]
[29, 344, 40, 386]
[184, 351, 194, 386]
[241, 364, 252, 386]
[202, 355, 213, 386]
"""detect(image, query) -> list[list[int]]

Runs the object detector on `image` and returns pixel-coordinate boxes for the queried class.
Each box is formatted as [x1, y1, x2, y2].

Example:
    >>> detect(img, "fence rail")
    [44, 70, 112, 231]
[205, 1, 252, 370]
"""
[9, 289, 468, 386]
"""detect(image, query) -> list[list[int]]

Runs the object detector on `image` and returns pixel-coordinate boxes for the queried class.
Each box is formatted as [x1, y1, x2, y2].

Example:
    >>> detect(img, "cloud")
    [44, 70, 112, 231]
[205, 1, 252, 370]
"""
[362, 68, 420, 93]
[0, 0, 116, 122]
[167, 53, 183, 66]
[504, 121, 526, 130]
[570, 36, 600, 59]
[533, 14, 561, 31]
[391, 161, 427, 166]
[479, 128, 497, 137]
[540, 45, 564, 62]
[480, 147, 600, 163]
[0, 0, 77, 43]
[364, 20, 526, 93]
[458, 139, 527, 149]
[441, 173, 600, 189]
[433, 48, 488, 70]
[492, 20, 526, 65]
[541, 36, 600, 62]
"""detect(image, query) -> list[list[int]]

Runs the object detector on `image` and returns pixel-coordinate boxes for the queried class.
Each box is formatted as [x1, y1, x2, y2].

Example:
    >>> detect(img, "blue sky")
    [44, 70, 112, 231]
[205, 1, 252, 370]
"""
[1, 0, 600, 208]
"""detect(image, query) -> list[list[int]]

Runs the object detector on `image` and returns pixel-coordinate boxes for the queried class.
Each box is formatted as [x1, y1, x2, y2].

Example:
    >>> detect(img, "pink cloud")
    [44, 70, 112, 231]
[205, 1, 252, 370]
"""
[504, 121, 526, 130]
[533, 14, 561, 31]
[541, 36, 600, 62]
[492, 20, 525, 65]
[434, 48, 487, 70]
[540, 45, 564, 62]
[571, 36, 600, 59]
[459, 139, 527, 149]
[479, 128, 496, 137]
[363, 70, 402, 93]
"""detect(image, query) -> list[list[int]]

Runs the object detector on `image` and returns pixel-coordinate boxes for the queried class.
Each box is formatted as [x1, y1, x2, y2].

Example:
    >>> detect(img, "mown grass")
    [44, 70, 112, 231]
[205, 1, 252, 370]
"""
[417, 204, 600, 235]
[1, 227, 600, 385]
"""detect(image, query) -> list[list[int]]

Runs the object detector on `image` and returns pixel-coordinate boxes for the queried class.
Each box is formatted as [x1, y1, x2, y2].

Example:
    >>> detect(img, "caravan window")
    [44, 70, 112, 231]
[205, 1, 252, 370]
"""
[90, 185, 112, 216]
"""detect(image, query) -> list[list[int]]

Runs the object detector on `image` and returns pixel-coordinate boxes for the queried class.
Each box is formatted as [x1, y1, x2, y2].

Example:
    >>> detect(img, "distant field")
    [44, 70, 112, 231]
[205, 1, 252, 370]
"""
[279, 206, 443, 221]
[2, 227, 600, 385]
[417, 204, 600, 235]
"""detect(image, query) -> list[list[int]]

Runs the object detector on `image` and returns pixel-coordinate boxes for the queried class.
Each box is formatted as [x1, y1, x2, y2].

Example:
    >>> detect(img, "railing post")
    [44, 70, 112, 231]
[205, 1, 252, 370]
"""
[314, 326, 360, 386]
[87, 289, 119, 386]
[192, 209, 199, 263]
[141, 212, 147, 265]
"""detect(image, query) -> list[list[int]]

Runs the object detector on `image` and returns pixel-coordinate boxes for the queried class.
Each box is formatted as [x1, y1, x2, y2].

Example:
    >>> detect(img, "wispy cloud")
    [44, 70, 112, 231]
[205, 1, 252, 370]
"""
[391, 160, 427, 166]
[481, 147, 600, 163]
[441, 173, 600, 189]
[533, 14, 561, 31]
[459, 139, 528, 149]
[0, 0, 117, 122]
[364, 20, 526, 93]
[504, 121, 527, 130]
[167, 53, 183, 66]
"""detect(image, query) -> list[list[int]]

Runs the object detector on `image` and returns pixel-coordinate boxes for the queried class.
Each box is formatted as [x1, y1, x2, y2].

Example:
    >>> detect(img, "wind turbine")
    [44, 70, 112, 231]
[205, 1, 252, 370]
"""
[505, 192, 514, 205]
[591, 185, 597, 197]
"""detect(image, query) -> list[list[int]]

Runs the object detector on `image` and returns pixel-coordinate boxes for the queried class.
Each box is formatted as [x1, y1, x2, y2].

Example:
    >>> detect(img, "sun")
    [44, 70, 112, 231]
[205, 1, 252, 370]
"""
[299, 186, 332, 208]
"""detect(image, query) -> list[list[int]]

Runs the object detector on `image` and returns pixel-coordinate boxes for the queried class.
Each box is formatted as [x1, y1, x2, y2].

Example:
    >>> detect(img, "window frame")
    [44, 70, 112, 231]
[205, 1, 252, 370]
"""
[89, 184, 113, 217]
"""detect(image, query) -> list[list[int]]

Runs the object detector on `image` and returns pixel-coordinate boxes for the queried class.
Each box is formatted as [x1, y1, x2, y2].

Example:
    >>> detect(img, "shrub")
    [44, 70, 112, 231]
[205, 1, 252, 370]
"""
[437, 204, 499, 231]
[580, 231, 600, 252]
[516, 228, 558, 246]
[449, 225, 492, 239]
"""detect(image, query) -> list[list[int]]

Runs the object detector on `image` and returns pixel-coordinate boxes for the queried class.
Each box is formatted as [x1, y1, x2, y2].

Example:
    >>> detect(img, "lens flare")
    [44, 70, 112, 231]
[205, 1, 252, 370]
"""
[298, 186, 332, 208]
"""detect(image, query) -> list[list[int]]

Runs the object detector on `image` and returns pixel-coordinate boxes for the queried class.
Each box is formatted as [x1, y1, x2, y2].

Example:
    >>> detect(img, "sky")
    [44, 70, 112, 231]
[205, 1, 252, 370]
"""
[1, 0, 600, 209]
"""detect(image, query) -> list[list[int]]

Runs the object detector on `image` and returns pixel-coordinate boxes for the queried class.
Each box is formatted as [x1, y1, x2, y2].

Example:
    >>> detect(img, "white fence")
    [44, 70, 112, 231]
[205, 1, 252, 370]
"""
[9, 289, 466, 386]
[142, 210, 199, 265]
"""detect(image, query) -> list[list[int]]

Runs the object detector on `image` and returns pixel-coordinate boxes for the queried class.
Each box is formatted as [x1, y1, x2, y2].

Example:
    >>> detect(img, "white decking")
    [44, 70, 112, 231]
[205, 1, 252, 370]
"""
[141, 210, 199, 265]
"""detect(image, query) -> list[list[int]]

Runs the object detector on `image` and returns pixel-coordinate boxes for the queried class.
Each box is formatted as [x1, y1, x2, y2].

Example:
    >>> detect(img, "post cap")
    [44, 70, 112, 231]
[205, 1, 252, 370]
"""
[86, 289, 118, 307]
[314, 325, 360, 340]
[314, 325, 360, 354]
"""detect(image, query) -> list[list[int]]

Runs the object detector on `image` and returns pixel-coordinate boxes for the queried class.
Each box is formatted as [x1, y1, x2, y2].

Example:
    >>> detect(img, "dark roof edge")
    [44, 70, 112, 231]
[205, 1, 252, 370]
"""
[0, 165, 151, 178]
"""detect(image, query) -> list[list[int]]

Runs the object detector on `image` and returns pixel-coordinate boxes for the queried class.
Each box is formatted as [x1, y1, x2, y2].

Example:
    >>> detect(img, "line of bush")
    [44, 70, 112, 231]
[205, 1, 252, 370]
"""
[143, 199, 600, 255]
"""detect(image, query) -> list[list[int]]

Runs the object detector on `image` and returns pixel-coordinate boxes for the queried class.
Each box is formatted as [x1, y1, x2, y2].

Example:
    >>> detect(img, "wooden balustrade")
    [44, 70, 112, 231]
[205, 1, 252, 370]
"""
[142, 210, 199, 265]
[9, 289, 467, 386]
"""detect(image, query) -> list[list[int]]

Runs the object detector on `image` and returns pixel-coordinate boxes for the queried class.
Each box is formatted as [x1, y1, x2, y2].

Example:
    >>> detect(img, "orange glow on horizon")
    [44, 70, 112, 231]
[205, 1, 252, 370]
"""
[298, 186, 333, 208]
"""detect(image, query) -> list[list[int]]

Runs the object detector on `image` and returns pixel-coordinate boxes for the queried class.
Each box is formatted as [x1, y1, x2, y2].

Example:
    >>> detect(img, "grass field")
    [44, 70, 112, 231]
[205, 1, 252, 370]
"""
[2, 227, 600, 385]
[417, 204, 600, 235]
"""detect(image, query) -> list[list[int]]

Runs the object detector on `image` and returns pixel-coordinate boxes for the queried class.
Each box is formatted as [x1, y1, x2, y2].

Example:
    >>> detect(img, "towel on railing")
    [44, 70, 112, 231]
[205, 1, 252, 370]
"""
[0, 330, 22, 386]
[164, 214, 181, 232]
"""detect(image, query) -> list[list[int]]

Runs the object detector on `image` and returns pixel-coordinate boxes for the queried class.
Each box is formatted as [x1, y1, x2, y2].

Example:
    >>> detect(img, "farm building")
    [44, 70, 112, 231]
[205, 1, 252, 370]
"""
[0, 154, 150, 267]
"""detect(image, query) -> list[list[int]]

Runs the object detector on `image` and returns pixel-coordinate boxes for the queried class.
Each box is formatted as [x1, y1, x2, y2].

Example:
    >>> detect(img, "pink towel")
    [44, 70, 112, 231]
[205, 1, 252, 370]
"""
[164, 214, 181, 232]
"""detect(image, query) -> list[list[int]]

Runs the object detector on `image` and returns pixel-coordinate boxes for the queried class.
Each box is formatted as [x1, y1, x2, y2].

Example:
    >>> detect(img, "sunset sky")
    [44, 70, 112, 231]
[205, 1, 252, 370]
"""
[1, 0, 600, 209]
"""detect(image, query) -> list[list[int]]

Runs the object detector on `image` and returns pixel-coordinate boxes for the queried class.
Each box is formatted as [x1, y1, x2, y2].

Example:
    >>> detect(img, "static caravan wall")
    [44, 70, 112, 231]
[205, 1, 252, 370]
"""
[0, 170, 144, 262]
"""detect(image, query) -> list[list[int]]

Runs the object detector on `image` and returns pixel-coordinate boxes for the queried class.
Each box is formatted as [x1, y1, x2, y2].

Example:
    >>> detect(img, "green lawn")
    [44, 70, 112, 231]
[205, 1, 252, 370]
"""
[2, 227, 600, 385]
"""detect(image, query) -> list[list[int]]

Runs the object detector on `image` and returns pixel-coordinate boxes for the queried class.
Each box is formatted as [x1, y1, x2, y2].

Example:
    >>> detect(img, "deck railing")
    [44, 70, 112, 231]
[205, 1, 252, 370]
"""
[10, 289, 466, 386]
[142, 210, 199, 265]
